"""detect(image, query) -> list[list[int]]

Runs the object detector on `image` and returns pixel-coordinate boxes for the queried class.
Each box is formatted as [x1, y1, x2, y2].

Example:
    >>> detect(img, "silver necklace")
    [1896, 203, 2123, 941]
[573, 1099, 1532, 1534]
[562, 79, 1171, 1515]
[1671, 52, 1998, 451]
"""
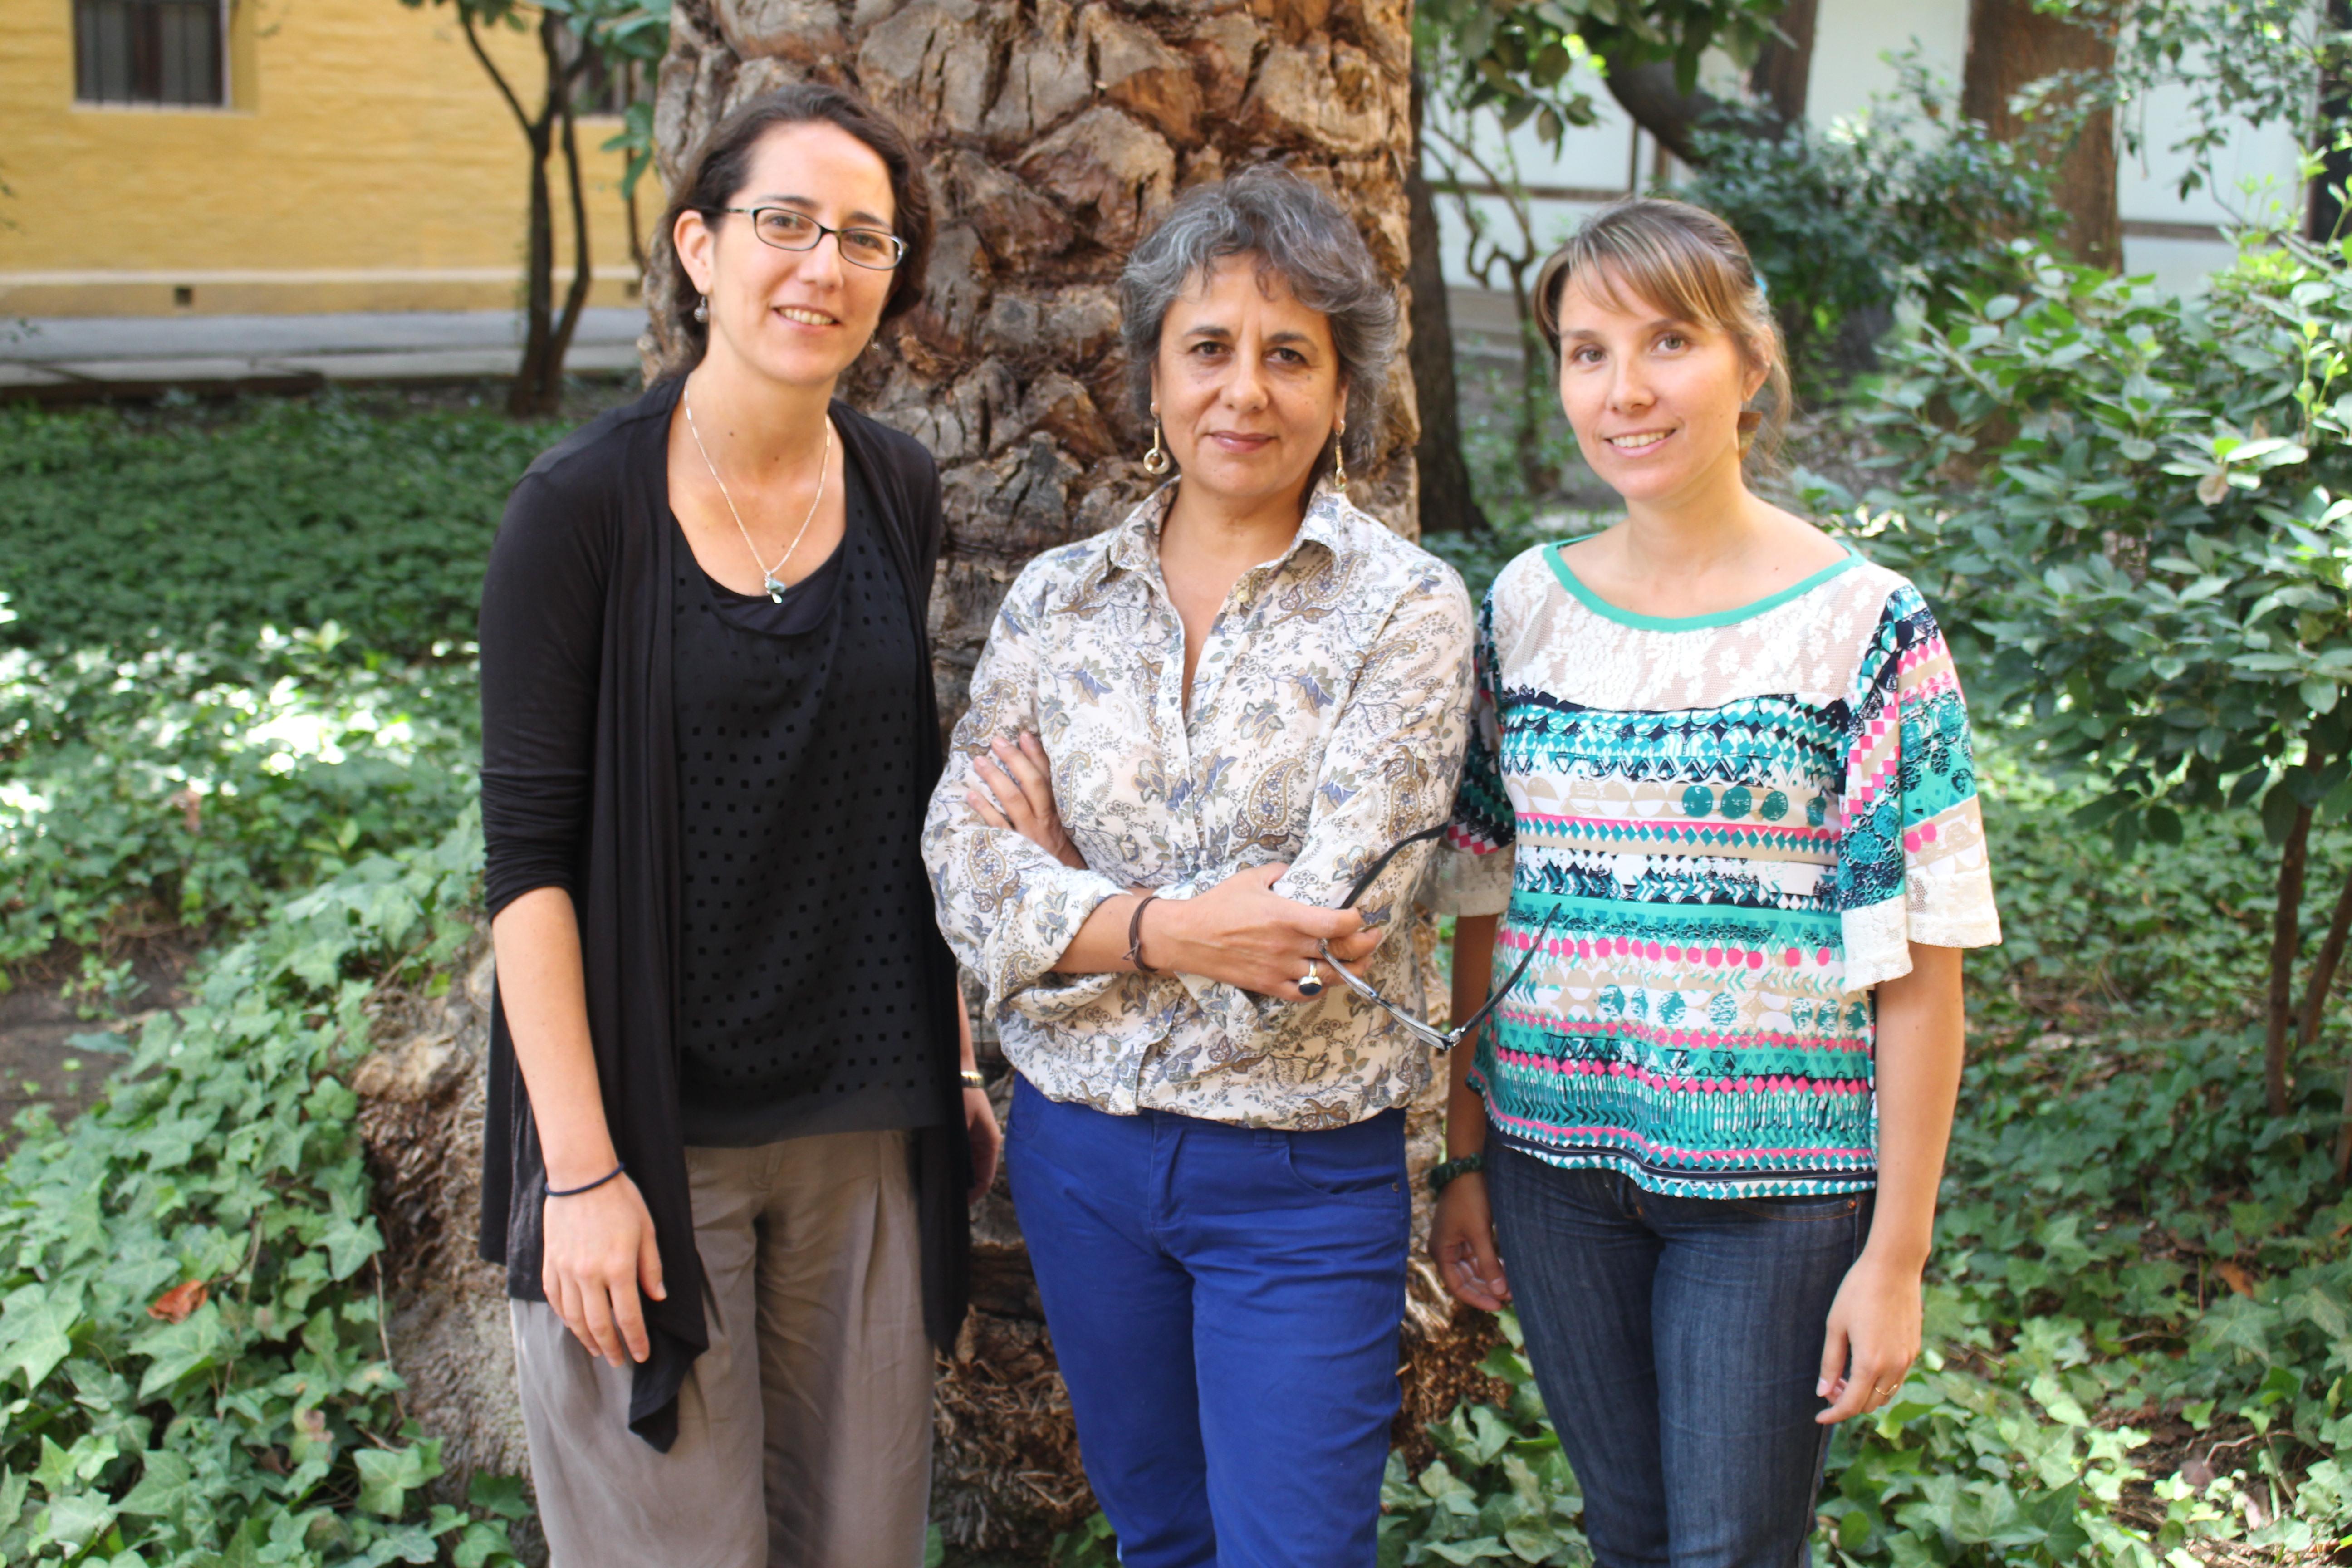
[682, 380, 831, 603]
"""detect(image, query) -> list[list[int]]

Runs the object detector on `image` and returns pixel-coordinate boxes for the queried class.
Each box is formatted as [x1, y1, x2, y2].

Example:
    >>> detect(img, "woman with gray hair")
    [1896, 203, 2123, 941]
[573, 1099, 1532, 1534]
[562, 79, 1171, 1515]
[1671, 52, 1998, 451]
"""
[923, 165, 1475, 1567]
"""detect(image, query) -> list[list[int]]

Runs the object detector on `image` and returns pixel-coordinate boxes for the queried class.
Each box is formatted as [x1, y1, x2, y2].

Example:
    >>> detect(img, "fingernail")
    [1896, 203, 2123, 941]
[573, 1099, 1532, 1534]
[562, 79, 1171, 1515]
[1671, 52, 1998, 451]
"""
[1816, 1378, 1829, 1396]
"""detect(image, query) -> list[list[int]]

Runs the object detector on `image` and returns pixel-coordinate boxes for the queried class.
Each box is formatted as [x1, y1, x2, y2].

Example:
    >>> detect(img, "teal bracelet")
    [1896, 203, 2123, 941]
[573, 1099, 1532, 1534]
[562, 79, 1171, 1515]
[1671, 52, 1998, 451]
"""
[1427, 1152, 1486, 1196]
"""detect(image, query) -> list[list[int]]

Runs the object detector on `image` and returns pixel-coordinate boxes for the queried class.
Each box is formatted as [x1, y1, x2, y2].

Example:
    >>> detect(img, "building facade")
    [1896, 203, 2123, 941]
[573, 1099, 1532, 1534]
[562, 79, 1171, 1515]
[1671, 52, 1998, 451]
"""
[0, 0, 649, 316]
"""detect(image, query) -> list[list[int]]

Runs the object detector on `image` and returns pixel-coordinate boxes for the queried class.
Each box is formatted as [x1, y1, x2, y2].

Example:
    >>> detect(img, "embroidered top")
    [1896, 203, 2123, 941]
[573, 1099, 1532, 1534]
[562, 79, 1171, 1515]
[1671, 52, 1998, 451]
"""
[1429, 539, 2001, 1195]
[922, 484, 1476, 1129]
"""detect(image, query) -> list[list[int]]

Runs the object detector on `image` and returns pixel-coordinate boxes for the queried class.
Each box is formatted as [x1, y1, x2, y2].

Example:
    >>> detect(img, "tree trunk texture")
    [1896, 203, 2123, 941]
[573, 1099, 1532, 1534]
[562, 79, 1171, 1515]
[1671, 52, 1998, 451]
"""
[1961, 0, 2120, 270]
[1748, 0, 1816, 130]
[2265, 804, 2314, 1118]
[353, 939, 547, 1562]
[2310, 0, 2352, 241]
[635, 2, 1498, 1553]
[1406, 68, 1490, 536]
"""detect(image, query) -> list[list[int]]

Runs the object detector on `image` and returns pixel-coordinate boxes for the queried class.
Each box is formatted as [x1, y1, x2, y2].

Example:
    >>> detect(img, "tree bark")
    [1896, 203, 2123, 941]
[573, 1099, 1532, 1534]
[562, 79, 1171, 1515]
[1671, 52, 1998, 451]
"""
[2299, 871, 2352, 1053]
[1748, 0, 1817, 130]
[2310, 0, 2352, 241]
[2265, 803, 2314, 1118]
[1961, 0, 2120, 270]
[1407, 69, 1490, 536]
[1604, 59, 1725, 165]
[648, 0, 1441, 1551]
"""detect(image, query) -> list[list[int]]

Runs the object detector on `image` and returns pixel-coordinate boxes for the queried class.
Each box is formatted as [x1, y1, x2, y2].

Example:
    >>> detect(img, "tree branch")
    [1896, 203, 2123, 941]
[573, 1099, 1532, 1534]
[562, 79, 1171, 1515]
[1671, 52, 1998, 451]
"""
[2266, 801, 2315, 1117]
[458, 8, 535, 140]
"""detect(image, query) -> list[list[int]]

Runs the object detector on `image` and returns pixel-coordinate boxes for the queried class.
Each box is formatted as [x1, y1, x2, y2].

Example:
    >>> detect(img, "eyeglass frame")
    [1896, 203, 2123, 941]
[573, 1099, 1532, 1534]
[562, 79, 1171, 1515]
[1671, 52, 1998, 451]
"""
[1315, 824, 1558, 1055]
[714, 206, 908, 270]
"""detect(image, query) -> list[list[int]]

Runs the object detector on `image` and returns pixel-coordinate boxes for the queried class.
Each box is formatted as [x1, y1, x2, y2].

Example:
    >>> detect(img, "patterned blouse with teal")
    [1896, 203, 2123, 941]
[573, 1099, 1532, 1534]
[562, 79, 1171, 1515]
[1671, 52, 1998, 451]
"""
[1428, 537, 2003, 1197]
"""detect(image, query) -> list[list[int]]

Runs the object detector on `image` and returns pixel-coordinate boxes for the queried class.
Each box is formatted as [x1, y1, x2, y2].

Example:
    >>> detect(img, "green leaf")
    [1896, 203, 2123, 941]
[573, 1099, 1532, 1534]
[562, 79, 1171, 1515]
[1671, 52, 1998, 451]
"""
[117, 1449, 195, 1518]
[354, 1441, 443, 1519]
[129, 1301, 227, 1399]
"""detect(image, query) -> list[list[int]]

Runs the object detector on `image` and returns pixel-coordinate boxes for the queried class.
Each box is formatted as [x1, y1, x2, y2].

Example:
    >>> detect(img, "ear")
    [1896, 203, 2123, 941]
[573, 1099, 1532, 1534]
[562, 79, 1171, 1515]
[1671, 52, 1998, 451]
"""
[1333, 372, 1352, 427]
[1740, 339, 1774, 405]
[674, 209, 716, 298]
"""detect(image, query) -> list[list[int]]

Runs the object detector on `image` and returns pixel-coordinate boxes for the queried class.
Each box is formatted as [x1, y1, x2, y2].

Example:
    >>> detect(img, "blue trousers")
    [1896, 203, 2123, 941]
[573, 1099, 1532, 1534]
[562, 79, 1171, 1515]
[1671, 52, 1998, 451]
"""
[1488, 1148, 1873, 1568]
[1007, 1074, 1410, 1568]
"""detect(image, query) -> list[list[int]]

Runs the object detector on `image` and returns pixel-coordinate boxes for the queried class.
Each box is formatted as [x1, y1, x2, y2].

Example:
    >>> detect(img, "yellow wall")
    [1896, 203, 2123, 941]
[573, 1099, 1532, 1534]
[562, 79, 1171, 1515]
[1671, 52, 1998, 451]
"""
[0, 0, 659, 315]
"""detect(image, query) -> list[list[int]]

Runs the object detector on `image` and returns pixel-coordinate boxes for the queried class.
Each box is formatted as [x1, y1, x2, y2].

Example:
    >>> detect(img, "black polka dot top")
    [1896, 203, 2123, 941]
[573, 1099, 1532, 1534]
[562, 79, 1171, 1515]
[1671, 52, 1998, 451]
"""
[669, 456, 943, 1147]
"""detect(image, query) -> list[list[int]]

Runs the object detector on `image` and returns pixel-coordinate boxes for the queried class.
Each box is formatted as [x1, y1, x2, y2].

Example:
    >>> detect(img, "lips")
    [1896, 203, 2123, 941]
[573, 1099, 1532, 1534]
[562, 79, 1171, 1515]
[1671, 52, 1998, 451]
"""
[1604, 430, 1672, 452]
[775, 305, 839, 326]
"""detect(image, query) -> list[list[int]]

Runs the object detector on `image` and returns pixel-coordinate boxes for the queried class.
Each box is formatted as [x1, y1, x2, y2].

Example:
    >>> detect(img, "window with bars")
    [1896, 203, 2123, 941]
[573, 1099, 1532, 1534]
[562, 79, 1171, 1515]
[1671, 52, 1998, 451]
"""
[74, 0, 226, 107]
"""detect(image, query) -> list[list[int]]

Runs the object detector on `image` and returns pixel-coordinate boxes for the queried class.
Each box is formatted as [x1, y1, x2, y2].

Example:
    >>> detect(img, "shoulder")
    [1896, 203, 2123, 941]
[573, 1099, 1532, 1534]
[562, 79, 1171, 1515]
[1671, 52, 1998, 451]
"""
[1483, 539, 1569, 627]
[995, 531, 1116, 634]
[832, 402, 939, 486]
[1825, 554, 1940, 646]
[511, 379, 676, 511]
[1320, 500, 1471, 612]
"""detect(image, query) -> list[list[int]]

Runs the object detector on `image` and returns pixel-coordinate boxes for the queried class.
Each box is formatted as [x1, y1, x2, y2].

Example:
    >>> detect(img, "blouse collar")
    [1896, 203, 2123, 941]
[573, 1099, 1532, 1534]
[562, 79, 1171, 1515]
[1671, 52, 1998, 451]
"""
[1097, 478, 1358, 588]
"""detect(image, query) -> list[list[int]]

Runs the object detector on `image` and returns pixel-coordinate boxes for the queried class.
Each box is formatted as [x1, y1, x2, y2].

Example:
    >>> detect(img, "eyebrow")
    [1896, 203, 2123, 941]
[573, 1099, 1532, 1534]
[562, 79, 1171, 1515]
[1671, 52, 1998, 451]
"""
[754, 194, 894, 229]
[1560, 317, 1700, 339]
[1179, 324, 1322, 349]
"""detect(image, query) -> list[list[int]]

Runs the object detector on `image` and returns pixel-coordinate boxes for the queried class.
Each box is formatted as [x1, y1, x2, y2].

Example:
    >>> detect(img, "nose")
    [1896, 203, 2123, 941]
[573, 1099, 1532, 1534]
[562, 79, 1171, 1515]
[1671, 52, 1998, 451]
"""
[1607, 358, 1654, 413]
[1222, 346, 1269, 412]
[791, 231, 848, 290]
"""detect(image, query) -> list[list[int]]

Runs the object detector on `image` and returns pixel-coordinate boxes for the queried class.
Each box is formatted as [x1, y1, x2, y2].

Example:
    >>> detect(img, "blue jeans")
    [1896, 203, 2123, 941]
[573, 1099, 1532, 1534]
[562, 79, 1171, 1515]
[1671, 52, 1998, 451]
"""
[1487, 1147, 1873, 1568]
[1007, 1074, 1410, 1568]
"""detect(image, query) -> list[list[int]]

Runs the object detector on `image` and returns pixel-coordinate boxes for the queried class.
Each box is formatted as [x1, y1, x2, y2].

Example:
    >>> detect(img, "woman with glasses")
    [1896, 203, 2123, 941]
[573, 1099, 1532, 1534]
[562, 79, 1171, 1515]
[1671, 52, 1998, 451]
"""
[476, 84, 998, 1568]
[1427, 198, 2001, 1565]
[921, 167, 1474, 1568]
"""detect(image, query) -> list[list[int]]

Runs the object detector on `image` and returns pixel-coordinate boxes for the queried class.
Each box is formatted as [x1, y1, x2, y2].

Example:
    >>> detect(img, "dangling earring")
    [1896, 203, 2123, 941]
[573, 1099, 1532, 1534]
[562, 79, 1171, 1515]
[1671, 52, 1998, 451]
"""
[1142, 407, 1170, 476]
[1736, 407, 1762, 455]
[1330, 418, 1348, 495]
[694, 294, 710, 324]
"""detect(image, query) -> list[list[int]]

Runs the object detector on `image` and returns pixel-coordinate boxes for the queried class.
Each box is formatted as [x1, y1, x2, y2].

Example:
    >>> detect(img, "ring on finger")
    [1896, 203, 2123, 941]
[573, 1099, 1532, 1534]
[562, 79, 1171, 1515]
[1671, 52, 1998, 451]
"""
[1298, 960, 1324, 997]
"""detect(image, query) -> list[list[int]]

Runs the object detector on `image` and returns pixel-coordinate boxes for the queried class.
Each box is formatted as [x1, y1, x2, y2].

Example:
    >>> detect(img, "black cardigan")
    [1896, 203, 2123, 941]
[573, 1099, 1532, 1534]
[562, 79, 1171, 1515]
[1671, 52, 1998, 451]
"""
[475, 377, 972, 1449]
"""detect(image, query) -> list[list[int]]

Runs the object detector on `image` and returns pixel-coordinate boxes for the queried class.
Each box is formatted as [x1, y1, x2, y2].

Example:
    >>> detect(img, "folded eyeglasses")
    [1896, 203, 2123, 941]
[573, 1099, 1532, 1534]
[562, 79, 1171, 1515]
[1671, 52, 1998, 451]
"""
[1316, 824, 1558, 1054]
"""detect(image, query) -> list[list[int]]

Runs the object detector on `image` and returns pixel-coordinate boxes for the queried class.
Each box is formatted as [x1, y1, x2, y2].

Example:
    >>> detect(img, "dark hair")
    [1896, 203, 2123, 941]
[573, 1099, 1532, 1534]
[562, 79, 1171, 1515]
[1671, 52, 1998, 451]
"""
[654, 83, 933, 368]
[1532, 197, 1792, 471]
[1118, 167, 1397, 489]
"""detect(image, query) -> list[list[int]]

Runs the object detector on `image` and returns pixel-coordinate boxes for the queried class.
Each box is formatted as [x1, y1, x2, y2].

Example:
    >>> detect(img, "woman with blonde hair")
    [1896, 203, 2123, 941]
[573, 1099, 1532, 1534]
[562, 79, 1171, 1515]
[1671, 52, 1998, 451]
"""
[1426, 197, 2001, 1565]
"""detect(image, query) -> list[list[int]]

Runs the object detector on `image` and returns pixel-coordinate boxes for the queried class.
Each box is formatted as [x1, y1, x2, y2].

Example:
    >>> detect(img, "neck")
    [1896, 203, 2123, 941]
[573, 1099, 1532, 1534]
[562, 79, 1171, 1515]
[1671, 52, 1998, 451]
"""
[1161, 474, 1314, 570]
[686, 345, 837, 477]
[1617, 442, 1772, 576]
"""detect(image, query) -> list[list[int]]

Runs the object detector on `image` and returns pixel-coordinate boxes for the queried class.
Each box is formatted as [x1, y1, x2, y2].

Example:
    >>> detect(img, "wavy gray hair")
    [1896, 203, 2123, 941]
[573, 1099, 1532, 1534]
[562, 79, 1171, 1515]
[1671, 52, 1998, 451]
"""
[1119, 167, 1396, 484]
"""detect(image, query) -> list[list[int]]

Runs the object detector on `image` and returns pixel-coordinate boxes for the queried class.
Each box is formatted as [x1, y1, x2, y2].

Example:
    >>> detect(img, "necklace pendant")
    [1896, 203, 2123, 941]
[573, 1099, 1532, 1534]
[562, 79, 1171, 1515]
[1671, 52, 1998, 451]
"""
[765, 575, 788, 603]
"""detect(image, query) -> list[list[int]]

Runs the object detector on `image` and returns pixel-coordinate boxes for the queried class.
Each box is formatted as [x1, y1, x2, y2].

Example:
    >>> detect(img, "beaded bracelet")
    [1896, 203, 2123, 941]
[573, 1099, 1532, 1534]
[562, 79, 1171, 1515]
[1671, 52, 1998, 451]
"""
[546, 1162, 626, 1199]
[1426, 1152, 1486, 1196]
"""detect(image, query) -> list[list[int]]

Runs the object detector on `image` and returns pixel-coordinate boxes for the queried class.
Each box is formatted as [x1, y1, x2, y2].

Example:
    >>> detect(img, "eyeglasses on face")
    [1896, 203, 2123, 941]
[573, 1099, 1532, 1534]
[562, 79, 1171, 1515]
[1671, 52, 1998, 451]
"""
[717, 206, 906, 270]
[1317, 824, 1558, 1055]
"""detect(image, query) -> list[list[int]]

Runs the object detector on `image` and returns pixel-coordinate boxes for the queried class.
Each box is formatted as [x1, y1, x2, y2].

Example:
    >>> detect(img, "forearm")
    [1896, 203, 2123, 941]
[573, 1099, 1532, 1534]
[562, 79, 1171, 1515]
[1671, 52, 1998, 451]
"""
[1050, 892, 1152, 976]
[490, 886, 619, 1188]
[1446, 915, 1499, 1159]
[1866, 942, 1966, 1272]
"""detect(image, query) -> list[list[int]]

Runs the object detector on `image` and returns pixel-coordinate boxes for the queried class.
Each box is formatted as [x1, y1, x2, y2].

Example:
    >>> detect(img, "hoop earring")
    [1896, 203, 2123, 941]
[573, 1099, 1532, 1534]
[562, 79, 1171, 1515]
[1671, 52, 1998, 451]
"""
[694, 294, 710, 324]
[1330, 418, 1348, 495]
[1142, 411, 1170, 476]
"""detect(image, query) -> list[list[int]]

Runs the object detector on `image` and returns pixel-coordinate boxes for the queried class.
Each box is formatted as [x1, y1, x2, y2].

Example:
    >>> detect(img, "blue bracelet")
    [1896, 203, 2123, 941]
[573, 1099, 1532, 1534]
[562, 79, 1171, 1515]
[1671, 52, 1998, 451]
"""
[546, 1162, 626, 1198]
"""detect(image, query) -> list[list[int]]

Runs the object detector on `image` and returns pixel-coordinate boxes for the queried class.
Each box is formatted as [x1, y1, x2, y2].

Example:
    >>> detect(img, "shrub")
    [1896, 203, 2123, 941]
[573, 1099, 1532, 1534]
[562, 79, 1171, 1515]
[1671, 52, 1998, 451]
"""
[0, 813, 530, 1565]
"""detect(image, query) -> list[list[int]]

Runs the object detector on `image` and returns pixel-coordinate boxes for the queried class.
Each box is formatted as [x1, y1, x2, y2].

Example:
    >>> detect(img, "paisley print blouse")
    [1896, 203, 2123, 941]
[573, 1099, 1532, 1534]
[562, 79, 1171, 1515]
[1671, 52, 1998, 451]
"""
[921, 484, 1476, 1129]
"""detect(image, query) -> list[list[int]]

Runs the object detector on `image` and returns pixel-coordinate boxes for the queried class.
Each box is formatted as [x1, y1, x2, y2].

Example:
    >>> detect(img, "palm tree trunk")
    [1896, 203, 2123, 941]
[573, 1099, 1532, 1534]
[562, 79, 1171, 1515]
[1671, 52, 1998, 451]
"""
[651, 2, 1437, 1550]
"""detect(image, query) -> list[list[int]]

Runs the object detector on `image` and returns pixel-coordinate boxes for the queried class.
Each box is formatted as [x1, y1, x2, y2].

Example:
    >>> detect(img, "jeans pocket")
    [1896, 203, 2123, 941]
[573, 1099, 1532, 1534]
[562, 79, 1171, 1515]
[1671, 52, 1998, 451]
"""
[1727, 1191, 1867, 1223]
[1273, 1125, 1406, 1209]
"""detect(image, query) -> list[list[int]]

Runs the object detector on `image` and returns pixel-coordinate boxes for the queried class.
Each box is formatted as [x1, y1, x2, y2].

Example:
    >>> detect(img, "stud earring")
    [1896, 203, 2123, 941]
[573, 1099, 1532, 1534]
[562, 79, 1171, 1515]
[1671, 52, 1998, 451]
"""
[1330, 418, 1348, 494]
[694, 294, 710, 324]
[1143, 408, 1170, 476]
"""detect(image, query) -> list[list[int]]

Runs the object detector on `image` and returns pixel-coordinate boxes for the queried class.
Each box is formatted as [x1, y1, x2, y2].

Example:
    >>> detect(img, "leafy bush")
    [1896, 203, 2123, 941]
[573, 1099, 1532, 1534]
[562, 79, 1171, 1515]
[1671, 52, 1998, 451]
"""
[0, 395, 548, 979]
[1671, 66, 2062, 396]
[0, 812, 533, 1565]
[0, 396, 559, 661]
[0, 630, 478, 975]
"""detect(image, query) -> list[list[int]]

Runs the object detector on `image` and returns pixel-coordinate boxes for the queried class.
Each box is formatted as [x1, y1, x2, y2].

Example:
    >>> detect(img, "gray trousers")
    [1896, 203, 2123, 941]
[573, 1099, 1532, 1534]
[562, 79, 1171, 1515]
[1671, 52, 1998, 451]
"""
[511, 1131, 935, 1568]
